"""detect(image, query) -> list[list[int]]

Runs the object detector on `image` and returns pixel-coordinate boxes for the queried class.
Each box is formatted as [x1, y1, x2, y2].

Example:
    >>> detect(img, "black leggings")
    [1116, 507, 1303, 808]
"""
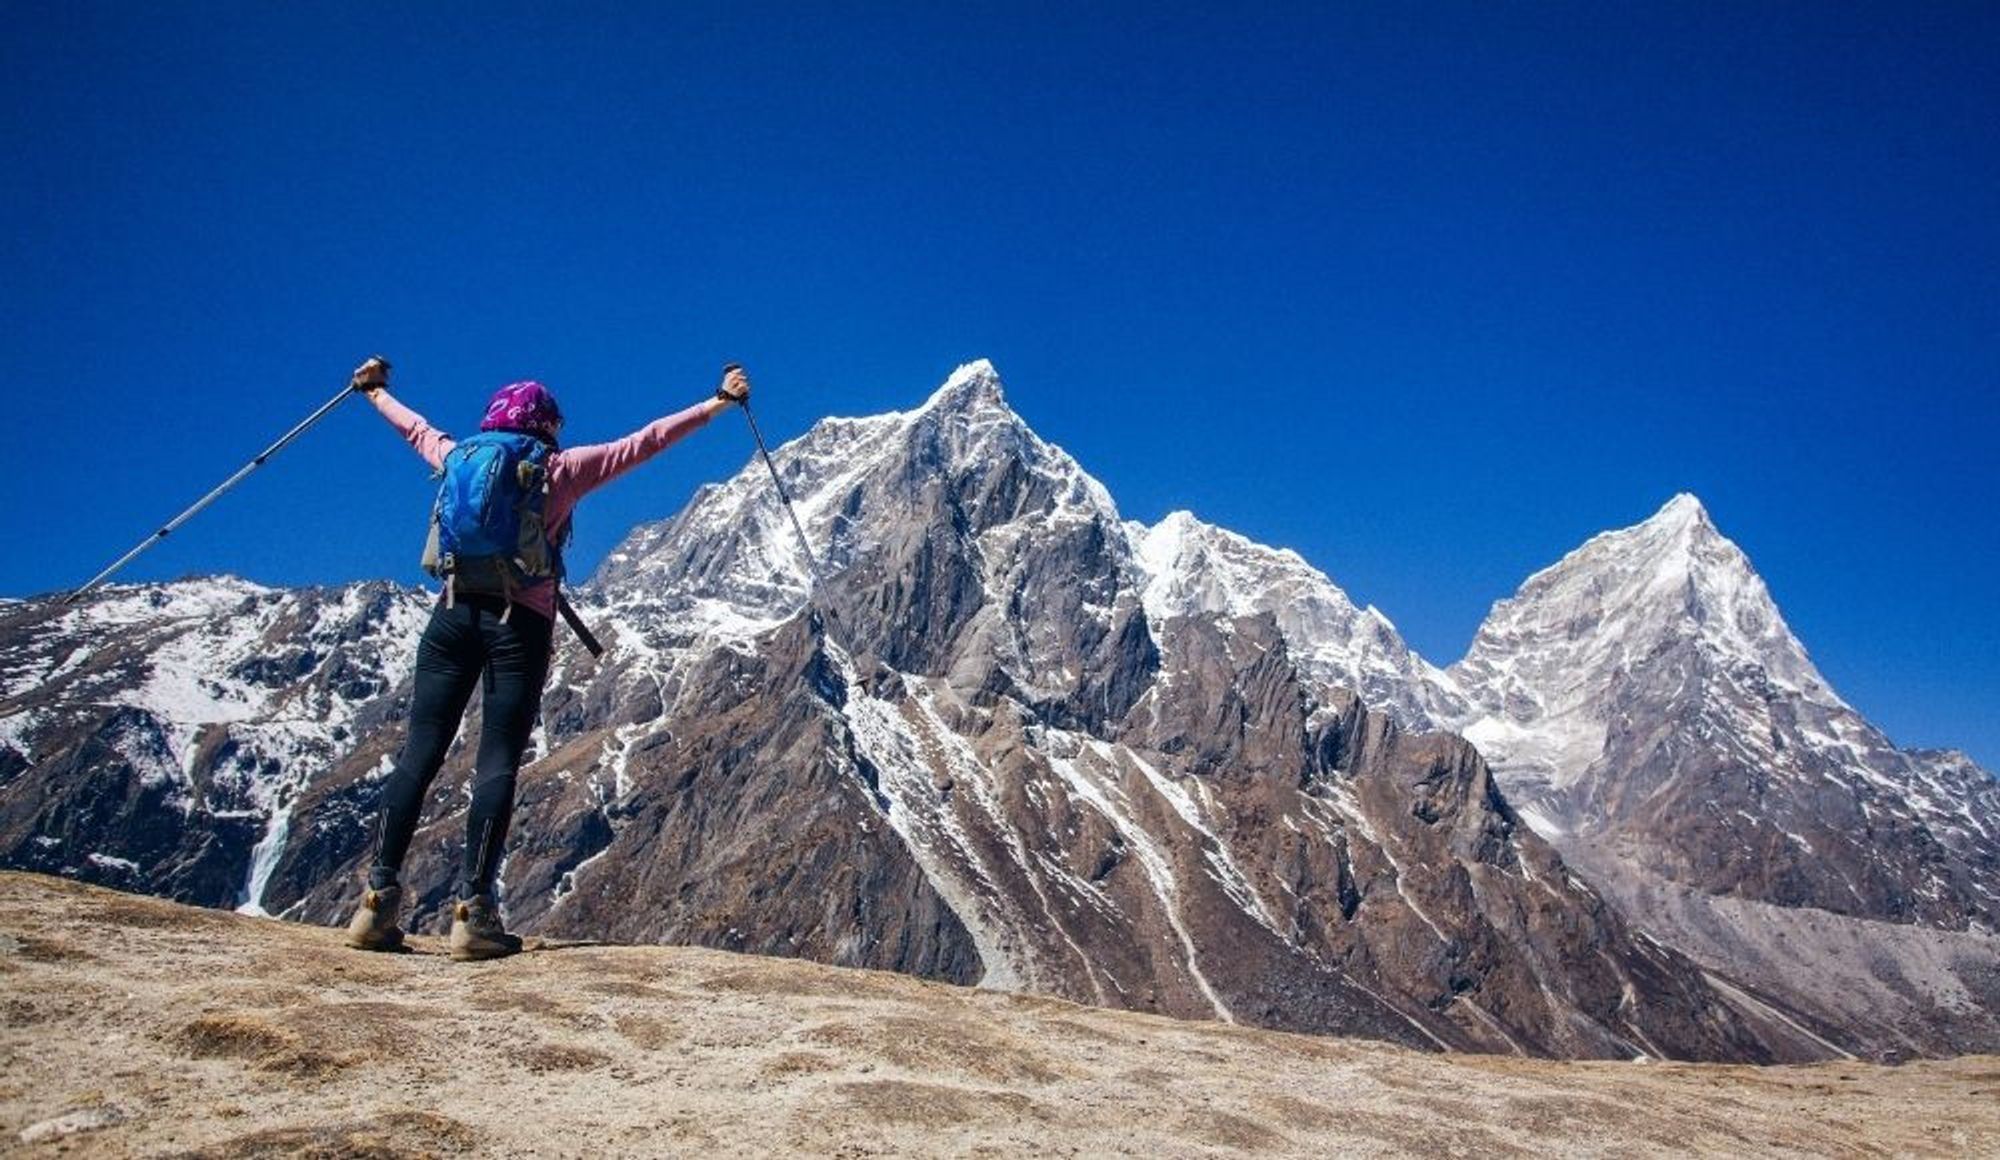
[368, 594, 552, 898]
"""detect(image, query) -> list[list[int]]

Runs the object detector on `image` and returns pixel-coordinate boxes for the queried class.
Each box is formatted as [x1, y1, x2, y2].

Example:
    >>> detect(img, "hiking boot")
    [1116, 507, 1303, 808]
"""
[449, 894, 522, 961]
[344, 885, 405, 952]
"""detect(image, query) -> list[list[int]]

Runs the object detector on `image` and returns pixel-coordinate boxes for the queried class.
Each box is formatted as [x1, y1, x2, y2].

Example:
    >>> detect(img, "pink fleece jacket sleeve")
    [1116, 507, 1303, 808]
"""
[371, 390, 456, 470]
[549, 402, 717, 508]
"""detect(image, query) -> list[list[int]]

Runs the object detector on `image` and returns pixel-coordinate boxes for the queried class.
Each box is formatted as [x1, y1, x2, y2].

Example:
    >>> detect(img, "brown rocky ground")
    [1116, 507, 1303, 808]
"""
[1, 873, 1994, 1158]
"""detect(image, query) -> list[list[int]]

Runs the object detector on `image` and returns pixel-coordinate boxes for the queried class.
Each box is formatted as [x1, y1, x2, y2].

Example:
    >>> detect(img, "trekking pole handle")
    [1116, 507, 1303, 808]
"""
[718, 362, 749, 405]
[350, 355, 393, 392]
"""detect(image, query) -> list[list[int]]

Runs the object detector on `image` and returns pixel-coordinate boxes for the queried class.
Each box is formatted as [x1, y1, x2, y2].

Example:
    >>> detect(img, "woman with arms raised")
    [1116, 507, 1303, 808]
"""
[340, 356, 749, 960]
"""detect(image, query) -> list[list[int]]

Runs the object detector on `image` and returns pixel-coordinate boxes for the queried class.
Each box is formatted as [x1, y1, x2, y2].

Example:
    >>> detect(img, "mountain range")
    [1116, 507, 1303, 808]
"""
[3, 360, 1994, 1061]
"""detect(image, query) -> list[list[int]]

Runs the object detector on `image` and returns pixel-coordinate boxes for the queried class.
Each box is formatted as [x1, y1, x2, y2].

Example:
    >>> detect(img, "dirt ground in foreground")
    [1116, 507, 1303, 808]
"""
[0, 872, 1994, 1158]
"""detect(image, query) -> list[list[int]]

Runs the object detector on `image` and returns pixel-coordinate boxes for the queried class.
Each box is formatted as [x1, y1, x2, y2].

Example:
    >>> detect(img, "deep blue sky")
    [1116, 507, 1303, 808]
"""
[6, 5, 1995, 766]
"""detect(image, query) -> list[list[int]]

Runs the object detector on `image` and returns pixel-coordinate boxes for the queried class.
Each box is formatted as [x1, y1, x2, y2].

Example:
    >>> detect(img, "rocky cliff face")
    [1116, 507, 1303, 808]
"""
[3, 362, 1993, 1061]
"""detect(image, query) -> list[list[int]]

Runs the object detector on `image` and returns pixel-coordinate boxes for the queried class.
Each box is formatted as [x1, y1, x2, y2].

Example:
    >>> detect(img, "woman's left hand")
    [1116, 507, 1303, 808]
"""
[350, 356, 391, 394]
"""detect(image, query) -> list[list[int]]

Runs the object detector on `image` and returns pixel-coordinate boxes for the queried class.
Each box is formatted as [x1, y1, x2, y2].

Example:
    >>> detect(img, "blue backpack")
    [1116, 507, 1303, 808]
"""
[420, 431, 568, 602]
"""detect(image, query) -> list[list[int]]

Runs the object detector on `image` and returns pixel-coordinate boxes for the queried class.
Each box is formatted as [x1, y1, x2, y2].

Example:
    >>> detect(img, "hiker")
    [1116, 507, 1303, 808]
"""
[341, 356, 750, 959]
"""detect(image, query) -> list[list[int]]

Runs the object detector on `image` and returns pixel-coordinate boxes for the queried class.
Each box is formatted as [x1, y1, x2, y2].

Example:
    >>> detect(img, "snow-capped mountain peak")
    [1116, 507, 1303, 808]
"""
[1449, 494, 1843, 734]
[585, 361, 1125, 678]
[1438, 496, 1845, 800]
[1128, 509, 1434, 726]
[915, 358, 1008, 415]
[1437, 493, 1998, 936]
[900, 360, 1064, 476]
[1654, 490, 1710, 526]
[1133, 510, 1347, 623]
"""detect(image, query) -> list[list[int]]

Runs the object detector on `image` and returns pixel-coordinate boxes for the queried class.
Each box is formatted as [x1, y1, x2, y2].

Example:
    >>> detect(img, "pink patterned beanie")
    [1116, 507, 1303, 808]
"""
[480, 381, 564, 443]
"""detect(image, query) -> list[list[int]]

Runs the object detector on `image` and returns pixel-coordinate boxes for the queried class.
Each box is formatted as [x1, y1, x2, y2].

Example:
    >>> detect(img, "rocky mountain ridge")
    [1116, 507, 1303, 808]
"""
[3, 360, 1994, 1060]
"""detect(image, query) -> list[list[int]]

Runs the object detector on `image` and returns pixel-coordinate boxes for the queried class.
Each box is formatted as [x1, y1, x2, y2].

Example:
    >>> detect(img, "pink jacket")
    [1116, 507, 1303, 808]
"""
[373, 390, 716, 620]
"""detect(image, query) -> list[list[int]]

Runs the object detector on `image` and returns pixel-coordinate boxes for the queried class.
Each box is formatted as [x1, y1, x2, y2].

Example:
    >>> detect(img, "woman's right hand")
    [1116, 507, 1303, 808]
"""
[350, 356, 391, 395]
[716, 364, 751, 406]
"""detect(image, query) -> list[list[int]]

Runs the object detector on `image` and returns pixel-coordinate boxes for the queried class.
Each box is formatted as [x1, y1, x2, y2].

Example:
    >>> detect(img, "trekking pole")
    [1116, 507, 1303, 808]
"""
[726, 366, 858, 668]
[64, 361, 384, 604]
[727, 363, 821, 584]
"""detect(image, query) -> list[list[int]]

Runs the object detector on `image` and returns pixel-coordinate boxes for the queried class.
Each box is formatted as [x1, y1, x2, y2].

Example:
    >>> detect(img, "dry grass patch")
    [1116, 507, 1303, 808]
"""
[613, 1013, 683, 1051]
[169, 1013, 352, 1077]
[804, 1015, 1071, 1085]
[835, 1079, 1045, 1127]
[519, 1043, 612, 1073]
[172, 1109, 480, 1158]
[9, 933, 96, 963]
[761, 1050, 839, 1078]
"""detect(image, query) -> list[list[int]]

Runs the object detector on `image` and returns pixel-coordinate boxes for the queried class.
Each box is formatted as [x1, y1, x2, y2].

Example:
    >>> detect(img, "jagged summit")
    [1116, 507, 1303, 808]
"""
[899, 361, 1072, 484]
[593, 359, 1111, 608]
[1623, 491, 1728, 561]
[1522, 492, 1727, 587]
[915, 358, 1009, 415]
[1539, 492, 1716, 562]
[1139, 511, 1319, 577]
[1653, 490, 1711, 525]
